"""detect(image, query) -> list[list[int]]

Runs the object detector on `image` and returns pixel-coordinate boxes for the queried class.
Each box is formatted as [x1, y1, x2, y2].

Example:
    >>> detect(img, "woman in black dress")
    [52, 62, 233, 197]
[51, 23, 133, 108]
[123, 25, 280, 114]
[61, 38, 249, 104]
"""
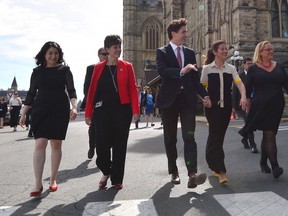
[239, 41, 288, 179]
[19, 41, 77, 197]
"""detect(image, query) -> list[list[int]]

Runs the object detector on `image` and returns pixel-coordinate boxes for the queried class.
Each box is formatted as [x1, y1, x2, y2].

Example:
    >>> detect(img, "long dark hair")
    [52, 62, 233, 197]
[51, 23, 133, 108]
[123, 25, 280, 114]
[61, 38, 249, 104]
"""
[204, 40, 226, 65]
[35, 41, 64, 66]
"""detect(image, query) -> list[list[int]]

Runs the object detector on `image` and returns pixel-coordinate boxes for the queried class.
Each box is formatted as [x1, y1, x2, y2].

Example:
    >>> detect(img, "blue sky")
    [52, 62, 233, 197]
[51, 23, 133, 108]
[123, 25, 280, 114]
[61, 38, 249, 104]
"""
[0, 0, 123, 100]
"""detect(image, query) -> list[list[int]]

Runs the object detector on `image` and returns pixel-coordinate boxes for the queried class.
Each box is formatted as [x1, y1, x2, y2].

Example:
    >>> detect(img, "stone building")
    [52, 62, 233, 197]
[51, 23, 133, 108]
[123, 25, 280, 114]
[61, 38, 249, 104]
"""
[123, 0, 288, 81]
[123, 0, 288, 114]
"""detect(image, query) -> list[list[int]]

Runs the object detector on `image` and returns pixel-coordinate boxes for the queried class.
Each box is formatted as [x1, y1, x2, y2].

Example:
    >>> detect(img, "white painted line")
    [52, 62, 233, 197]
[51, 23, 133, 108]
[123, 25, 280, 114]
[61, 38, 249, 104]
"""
[214, 191, 288, 216]
[83, 199, 158, 216]
[278, 126, 288, 131]
[0, 206, 21, 216]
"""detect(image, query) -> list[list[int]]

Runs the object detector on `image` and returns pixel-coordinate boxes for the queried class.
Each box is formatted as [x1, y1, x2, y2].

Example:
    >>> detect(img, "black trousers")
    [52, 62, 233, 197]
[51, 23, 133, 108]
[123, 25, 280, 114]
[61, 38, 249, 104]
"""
[93, 104, 132, 185]
[161, 92, 197, 175]
[10, 106, 21, 127]
[88, 122, 96, 150]
[238, 109, 256, 147]
[205, 105, 231, 173]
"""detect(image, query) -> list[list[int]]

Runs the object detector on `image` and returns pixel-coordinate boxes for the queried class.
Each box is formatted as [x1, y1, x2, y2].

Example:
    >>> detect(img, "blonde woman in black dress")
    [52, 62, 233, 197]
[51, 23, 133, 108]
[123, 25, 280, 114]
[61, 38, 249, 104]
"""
[239, 41, 288, 178]
[19, 41, 77, 197]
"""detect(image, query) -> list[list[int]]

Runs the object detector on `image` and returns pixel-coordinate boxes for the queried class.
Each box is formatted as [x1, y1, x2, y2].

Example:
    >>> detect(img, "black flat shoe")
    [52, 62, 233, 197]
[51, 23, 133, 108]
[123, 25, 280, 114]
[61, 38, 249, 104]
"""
[273, 167, 283, 179]
[251, 147, 258, 153]
[260, 164, 271, 173]
[241, 138, 250, 149]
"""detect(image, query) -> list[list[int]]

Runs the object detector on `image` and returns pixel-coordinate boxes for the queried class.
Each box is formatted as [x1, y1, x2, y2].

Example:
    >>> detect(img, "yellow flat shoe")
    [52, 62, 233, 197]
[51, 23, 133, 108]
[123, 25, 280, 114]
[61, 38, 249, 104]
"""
[219, 175, 228, 184]
[212, 172, 219, 177]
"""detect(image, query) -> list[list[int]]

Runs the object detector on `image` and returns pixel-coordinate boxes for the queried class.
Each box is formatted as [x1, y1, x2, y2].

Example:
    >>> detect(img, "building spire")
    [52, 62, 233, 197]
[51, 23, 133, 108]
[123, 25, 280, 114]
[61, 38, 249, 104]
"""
[11, 76, 18, 91]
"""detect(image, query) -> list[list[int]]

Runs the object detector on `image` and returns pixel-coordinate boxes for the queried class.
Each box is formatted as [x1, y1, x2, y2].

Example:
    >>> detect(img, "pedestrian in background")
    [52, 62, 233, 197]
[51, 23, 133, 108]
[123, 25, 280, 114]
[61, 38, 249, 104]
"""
[19, 41, 78, 197]
[82, 47, 108, 159]
[201, 40, 247, 184]
[232, 57, 258, 153]
[85, 35, 139, 190]
[142, 86, 155, 127]
[239, 40, 288, 179]
[0, 97, 8, 129]
[135, 85, 143, 129]
[9, 91, 22, 131]
[156, 18, 211, 188]
[25, 107, 32, 131]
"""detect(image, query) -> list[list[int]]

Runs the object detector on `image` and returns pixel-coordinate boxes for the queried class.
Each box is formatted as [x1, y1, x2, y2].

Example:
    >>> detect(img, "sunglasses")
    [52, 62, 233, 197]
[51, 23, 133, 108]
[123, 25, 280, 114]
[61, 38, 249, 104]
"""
[100, 53, 108, 56]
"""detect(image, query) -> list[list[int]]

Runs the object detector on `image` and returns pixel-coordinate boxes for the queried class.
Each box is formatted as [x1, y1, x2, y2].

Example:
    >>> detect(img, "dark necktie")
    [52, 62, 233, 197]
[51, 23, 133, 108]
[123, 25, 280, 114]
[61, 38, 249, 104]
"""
[177, 47, 182, 68]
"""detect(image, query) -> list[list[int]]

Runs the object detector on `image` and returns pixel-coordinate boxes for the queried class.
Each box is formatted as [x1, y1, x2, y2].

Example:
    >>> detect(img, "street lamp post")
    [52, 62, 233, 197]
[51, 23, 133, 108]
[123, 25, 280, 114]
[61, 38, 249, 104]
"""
[230, 51, 244, 72]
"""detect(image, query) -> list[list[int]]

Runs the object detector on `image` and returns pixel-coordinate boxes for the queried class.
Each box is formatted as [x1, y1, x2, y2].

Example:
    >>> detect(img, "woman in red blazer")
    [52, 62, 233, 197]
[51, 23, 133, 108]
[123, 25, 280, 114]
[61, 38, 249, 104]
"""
[85, 35, 139, 190]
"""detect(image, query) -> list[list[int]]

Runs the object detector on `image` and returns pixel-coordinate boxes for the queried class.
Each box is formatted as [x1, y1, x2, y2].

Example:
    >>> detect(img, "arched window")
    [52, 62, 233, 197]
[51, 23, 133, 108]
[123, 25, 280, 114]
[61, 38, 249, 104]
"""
[271, 0, 288, 38]
[144, 20, 160, 50]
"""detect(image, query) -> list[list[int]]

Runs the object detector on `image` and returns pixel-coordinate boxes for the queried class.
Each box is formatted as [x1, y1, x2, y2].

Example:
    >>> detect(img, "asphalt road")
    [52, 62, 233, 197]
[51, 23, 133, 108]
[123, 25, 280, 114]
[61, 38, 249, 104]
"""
[0, 114, 288, 216]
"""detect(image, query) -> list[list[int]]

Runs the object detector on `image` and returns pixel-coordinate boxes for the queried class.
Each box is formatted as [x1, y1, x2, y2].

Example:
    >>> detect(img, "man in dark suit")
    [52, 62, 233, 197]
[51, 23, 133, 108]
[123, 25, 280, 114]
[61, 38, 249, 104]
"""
[81, 47, 108, 159]
[232, 57, 258, 153]
[156, 18, 211, 188]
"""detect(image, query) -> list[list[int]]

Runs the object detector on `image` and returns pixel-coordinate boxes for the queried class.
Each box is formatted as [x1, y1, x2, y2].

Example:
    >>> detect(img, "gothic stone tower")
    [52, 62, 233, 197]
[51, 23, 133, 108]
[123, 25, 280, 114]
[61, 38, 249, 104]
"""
[123, 0, 288, 114]
[123, 0, 164, 85]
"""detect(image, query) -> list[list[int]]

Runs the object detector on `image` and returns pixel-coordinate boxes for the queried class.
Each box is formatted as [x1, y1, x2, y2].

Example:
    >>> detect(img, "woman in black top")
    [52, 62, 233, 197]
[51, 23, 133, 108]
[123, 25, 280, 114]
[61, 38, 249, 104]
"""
[0, 97, 8, 128]
[239, 41, 288, 178]
[19, 41, 77, 197]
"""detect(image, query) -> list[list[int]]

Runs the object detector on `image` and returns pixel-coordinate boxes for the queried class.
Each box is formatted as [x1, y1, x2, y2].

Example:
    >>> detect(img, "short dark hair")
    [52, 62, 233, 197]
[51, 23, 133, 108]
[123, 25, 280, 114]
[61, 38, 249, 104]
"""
[97, 47, 105, 55]
[167, 18, 188, 40]
[243, 57, 252, 64]
[104, 35, 122, 49]
[35, 41, 64, 66]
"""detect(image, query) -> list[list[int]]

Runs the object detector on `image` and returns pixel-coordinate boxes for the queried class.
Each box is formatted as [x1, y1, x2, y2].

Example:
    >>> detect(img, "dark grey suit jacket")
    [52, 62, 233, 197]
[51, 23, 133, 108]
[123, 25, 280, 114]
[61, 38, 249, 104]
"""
[156, 44, 208, 110]
[81, 64, 95, 109]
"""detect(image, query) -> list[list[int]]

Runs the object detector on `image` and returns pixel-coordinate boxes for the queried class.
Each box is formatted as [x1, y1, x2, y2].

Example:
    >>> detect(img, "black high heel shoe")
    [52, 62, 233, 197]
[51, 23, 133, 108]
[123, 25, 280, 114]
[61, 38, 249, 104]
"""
[272, 167, 283, 179]
[260, 164, 271, 173]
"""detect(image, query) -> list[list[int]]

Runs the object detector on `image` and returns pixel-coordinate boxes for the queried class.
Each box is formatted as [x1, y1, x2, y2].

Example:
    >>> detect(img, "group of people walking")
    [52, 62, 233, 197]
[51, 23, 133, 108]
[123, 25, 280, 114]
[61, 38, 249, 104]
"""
[14, 17, 287, 198]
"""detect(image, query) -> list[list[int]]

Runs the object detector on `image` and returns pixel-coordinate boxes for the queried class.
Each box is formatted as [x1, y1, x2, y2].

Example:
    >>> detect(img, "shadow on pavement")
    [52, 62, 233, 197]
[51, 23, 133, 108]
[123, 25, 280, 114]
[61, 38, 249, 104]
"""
[9, 160, 99, 216]
[150, 182, 232, 216]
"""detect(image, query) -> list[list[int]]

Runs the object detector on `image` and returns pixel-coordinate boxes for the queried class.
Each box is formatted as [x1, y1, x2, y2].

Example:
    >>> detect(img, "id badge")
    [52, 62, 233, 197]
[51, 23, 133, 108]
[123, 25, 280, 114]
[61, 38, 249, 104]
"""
[95, 101, 103, 108]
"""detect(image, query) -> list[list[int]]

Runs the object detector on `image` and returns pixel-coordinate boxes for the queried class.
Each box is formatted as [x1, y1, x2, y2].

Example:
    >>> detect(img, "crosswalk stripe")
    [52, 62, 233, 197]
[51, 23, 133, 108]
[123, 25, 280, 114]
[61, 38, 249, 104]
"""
[229, 125, 288, 131]
[83, 199, 157, 216]
[214, 191, 288, 216]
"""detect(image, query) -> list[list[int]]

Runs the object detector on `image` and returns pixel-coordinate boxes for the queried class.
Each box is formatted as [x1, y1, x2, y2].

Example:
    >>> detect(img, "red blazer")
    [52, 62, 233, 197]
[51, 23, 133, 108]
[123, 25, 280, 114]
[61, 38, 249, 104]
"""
[85, 59, 140, 118]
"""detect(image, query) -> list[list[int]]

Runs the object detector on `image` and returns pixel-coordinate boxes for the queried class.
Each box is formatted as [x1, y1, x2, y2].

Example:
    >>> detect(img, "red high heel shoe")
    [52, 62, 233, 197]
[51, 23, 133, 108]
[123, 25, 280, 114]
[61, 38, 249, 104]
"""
[114, 184, 123, 190]
[99, 175, 109, 189]
[49, 185, 58, 192]
[30, 186, 43, 197]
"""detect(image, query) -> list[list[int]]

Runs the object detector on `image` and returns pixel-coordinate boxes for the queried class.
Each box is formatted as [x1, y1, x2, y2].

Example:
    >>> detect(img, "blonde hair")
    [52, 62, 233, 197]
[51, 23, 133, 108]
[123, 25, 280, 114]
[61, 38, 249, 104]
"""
[253, 40, 271, 64]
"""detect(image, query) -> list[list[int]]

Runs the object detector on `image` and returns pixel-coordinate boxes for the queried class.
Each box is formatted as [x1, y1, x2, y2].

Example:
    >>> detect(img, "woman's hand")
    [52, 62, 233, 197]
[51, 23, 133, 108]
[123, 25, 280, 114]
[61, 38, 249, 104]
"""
[70, 108, 77, 120]
[240, 97, 247, 112]
[133, 114, 140, 122]
[19, 115, 26, 128]
[85, 117, 92, 126]
[245, 99, 251, 113]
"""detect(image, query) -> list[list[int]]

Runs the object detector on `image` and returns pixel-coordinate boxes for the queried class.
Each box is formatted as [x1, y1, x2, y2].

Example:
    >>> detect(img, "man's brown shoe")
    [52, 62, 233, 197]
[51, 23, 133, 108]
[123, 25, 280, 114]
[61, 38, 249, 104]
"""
[187, 173, 207, 188]
[171, 172, 180, 184]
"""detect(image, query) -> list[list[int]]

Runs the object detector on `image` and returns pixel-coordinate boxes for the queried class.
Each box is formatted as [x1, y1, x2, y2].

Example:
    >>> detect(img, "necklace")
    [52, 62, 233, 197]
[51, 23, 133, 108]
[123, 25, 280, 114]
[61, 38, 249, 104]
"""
[262, 62, 272, 68]
[108, 65, 118, 92]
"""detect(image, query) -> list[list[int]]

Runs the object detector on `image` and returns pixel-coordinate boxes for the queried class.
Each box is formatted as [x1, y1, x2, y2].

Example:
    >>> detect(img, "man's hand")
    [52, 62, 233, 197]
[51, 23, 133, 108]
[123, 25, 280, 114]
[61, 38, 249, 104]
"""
[203, 96, 212, 108]
[181, 64, 198, 76]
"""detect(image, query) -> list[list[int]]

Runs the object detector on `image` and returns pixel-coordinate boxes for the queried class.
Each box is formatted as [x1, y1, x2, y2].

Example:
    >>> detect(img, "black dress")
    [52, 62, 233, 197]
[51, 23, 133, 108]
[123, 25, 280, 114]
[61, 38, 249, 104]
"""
[24, 65, 77, 140]
[240, 63, 288, 135]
